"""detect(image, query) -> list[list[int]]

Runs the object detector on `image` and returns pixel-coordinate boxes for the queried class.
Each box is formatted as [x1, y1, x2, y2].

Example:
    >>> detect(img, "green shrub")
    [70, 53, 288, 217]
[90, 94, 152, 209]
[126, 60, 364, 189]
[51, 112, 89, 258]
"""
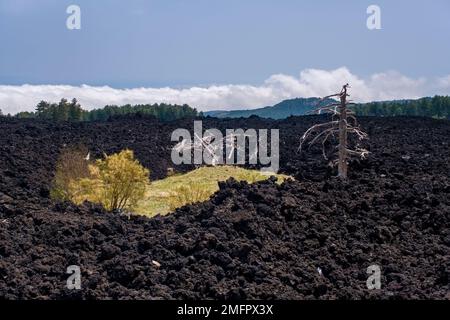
[72, 149, 150, 211]
[52, 148, 150, 212]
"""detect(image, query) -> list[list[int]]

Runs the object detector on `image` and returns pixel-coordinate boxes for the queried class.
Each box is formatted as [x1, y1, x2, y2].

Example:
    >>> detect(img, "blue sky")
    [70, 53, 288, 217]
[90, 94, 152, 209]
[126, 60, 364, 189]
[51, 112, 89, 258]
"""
[0, 0, 449, 113]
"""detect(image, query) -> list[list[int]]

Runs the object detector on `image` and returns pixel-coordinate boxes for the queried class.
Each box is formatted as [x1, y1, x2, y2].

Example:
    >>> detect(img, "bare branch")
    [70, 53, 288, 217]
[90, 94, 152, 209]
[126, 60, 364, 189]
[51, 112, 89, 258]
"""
[347, 127, 368, 140]
[298, 121, 338, 151]
[346, 148, 369, 159]
[309, 105, 340, 115]
[308, 127, 338, 148]
[315, 93, 341, 105]
[298, 83, 369, 179]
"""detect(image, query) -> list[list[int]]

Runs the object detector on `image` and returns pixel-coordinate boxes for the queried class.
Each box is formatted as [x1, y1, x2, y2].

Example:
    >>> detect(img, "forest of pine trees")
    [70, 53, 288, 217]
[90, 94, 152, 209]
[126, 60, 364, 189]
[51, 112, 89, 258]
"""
[4, 95, 449, 121]
[352, 96, 450, 119]
[12, 99, 199, 122]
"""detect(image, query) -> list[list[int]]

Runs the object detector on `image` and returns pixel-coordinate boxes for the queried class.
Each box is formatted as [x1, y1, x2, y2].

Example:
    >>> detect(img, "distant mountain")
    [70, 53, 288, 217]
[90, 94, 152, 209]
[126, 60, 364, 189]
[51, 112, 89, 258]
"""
[204, 97, 335, 119]
[204, 95, 450, 120]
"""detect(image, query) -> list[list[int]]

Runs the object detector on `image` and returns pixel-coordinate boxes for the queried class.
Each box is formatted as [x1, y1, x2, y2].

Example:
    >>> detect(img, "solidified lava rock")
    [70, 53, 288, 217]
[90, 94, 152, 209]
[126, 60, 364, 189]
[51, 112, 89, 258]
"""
[0, 115, 449, 299]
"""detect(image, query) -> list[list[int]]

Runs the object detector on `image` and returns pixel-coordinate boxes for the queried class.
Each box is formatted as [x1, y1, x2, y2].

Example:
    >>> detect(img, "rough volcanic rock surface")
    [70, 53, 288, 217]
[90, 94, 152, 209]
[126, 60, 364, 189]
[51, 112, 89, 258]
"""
[0, 115, 449, 299]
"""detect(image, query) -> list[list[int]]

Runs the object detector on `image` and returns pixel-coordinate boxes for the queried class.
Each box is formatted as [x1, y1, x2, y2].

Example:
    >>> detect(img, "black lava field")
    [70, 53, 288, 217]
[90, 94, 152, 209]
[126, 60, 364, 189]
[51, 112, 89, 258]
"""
[0, 115, 449, 299]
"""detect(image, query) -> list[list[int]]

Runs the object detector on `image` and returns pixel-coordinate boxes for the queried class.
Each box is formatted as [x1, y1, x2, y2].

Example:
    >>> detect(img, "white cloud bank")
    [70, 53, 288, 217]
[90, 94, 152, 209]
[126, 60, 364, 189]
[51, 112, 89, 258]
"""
[1, 67, 449, 115]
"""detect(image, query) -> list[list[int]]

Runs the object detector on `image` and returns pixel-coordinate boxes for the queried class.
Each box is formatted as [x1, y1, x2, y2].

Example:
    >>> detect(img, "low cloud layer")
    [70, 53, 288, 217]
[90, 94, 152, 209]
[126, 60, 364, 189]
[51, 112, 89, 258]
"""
[1, 67, 449, 115]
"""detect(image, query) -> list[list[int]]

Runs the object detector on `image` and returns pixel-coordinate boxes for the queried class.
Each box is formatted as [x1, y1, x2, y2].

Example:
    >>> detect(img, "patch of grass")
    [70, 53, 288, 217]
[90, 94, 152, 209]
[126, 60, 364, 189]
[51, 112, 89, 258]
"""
[135, 166, 292, 217]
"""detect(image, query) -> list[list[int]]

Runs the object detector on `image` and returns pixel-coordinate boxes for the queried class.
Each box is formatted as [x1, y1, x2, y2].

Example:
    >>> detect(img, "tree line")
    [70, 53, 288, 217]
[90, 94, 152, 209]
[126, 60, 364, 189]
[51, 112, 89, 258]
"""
[11, 98, 199, 122]
[352, 95, 450, 119]
[2, 95, 449, 121]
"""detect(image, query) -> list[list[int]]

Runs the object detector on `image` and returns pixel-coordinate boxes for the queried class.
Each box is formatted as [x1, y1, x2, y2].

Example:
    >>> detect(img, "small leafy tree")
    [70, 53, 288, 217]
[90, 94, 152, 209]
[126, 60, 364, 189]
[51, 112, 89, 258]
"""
[72, 149, 150, 211]
[299, 84, 369, 179]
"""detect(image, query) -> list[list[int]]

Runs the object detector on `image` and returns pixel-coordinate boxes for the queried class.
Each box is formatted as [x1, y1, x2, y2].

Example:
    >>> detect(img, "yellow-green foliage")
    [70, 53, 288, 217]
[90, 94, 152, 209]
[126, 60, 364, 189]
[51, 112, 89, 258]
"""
[51, 150, 291, 217]
[71, 149, 150, 211]
[50, 145, 91, 202]
[135, 165, 292, 217]
[166, 184, 212, 212]
[51, 148, 150, 212]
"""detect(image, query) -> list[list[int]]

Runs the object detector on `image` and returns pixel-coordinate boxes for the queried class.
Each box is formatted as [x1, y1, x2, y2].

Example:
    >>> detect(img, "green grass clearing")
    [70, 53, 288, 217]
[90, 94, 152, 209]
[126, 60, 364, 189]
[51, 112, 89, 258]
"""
[135, 165, 292, 217]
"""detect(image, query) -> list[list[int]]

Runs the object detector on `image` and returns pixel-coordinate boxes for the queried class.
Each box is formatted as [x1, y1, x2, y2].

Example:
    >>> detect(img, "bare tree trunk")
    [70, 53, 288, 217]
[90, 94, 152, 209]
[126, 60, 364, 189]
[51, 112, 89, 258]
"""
[299, 83, 368, 179]
[338, 87, 348, 179]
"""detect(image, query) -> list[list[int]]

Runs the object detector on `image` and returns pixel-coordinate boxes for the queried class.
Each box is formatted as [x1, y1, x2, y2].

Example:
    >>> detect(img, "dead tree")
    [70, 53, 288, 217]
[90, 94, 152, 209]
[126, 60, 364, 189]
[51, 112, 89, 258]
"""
[299, 84, 368, 179]
[173, 131, 249, 166]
